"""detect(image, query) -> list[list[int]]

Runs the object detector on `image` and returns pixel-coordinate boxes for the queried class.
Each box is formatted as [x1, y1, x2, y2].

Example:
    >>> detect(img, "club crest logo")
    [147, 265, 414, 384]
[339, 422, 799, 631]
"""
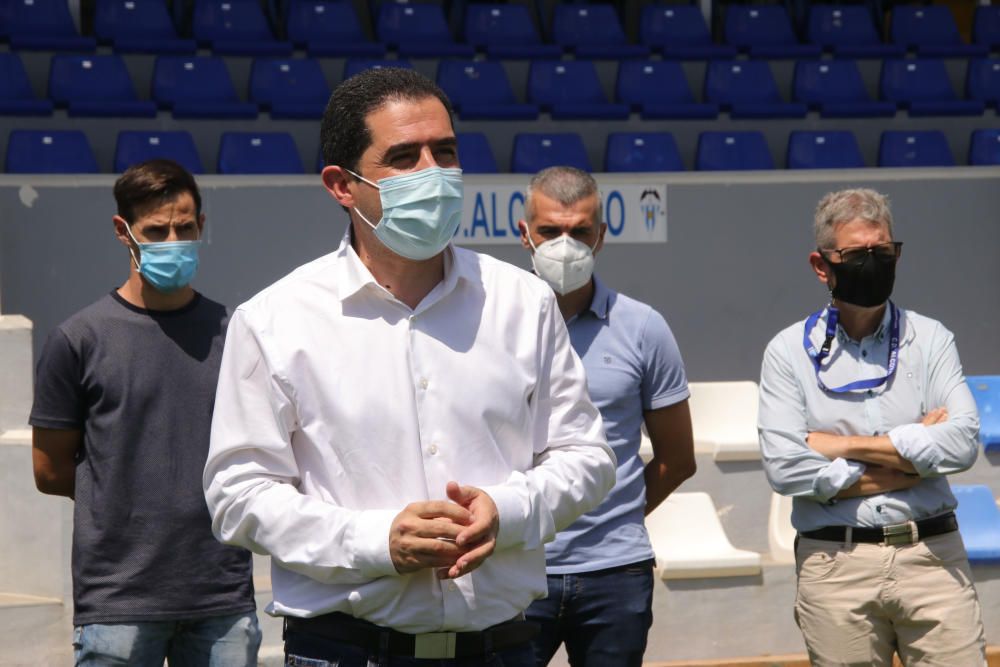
[639, 188, 662, 232]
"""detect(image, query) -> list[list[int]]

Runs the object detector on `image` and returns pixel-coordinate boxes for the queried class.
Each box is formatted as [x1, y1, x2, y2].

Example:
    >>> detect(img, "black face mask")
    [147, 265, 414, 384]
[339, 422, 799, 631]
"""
[824, 250, 897, 308]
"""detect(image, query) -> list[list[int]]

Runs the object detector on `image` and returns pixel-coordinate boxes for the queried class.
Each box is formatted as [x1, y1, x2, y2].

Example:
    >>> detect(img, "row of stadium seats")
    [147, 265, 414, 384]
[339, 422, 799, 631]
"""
[5, 51, 1000, 120]
[7, 128, 999, 174]
[1, 0, 998, 59]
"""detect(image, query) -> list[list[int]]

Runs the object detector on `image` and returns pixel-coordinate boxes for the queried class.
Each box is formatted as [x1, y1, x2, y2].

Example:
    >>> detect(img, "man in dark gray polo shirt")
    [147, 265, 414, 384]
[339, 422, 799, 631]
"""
[29, 159, 259, 666]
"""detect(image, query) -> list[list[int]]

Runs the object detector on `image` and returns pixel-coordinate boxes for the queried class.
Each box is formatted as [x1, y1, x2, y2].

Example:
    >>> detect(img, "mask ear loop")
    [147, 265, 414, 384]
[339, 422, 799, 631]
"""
[121, 221, 142, 270]
[344, 168, 382, 231]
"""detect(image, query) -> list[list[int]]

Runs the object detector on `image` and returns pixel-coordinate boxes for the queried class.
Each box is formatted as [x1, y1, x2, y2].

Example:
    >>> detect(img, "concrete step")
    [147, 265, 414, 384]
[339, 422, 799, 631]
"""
[0, 594, 71, 666]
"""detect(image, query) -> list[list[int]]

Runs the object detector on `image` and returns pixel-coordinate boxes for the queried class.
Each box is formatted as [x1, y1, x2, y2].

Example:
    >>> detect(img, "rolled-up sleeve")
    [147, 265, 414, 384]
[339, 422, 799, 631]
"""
[486, 292, 617, 552]
[203, 310, 398, 585]
[758, 335, 865, 502]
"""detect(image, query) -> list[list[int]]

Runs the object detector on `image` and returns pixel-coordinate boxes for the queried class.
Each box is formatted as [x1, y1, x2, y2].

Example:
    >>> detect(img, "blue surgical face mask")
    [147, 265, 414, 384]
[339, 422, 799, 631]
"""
[346, 166, 463, 261]
[123, 223, 201, 293]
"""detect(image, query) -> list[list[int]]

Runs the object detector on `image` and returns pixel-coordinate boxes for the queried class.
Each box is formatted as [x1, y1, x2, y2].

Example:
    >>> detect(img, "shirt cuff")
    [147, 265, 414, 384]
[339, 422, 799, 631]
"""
[350, 509, 399, 578]
[812, 458, 866, 502]
[481, 483, 531, 552]
[888, 423, 941, 476]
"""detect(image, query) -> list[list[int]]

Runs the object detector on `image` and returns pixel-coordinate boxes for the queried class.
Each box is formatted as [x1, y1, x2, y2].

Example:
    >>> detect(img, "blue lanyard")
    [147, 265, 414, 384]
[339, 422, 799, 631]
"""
[803, 302, 900, 393]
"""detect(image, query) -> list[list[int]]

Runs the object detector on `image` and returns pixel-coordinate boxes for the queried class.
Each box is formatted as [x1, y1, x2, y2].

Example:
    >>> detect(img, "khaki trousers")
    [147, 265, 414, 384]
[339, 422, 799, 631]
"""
[794, 531, 986, 667]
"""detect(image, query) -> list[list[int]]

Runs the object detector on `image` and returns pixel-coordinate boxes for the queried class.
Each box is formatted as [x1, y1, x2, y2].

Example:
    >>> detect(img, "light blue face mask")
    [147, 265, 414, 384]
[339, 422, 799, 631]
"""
[346, 166, 463, 261]
[123, 223, 201, 294]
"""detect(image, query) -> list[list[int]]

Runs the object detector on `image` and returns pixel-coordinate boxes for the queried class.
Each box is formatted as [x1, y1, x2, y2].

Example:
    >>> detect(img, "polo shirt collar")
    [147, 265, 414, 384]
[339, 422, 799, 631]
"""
[586, 275, 611, 320]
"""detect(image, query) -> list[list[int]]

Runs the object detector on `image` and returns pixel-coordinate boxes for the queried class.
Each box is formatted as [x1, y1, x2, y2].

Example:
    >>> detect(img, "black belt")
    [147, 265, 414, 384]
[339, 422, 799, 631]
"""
[284, 612, 539, 660]
[799, 511, 958, 546]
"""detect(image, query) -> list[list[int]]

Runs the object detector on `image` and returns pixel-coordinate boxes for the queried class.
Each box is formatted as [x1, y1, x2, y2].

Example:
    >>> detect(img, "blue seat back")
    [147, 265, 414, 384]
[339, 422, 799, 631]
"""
[511, 133, 590, 173]
[528, 61, 608, 107]
[640, 5, 712, 48]
[456, 132, 498, 173]
[343, 58, 412, 80]
[966, 58, 1000, 104]
[7, 0, 80, 38]
[974, 6, 1000, 47]
[464, 4, 541, 48]
[193, 0, 275, 43]
[250, 58, 329, 106]
[952, 484, 1000, 563]
[705, 60, 782, 106]
[287, 0, 367, 45]
[153, 56, 241, 105]
[0, 52, 36, 101]
[725, 5, 798, 48]
[880, 59, 957, 104]
[95, 0, 179, 41]
[696, 131, 773, 170]
[878, 131, 954, 167]
[605, 132, 683, 172]
[616, 60, 696, 107]
[6, 129, 99, 173]
[966, 376, 1000, 448]
[377, 3, 452, 46]
[807, 5, 881, 48]
[787, 131, 864, 169]
[969, 129, 1000, 166]
[793, 60, 871, 105]
[114, 130, 204, 172]
[49, 54, 138, 104]
[552, 4, 626, 48]
[437, 60, 517, 108]
[891, 6, 962, 49]
[218, 132, 304, 174]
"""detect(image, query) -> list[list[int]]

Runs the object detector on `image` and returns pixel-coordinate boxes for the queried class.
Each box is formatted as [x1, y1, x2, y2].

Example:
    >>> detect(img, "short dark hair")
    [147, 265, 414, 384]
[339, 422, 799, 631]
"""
[320, 67, 454, 174]
[113, 159, 202, 224]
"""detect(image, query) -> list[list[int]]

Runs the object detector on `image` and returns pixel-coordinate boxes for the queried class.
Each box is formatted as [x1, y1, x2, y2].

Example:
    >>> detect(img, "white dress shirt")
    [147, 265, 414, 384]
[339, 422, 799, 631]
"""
[204, 233, 616, 633]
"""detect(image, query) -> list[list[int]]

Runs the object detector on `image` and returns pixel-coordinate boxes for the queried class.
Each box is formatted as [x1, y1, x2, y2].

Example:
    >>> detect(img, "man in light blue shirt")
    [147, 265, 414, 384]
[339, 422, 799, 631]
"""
[518, 166, 695, 666]
[758, 188, 985, 666]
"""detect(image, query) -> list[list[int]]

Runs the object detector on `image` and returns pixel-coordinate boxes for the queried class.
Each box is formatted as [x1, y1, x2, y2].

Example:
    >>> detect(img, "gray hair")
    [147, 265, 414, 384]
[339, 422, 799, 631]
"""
[525, 166, 602, 227]
[814, 188, 894, 249]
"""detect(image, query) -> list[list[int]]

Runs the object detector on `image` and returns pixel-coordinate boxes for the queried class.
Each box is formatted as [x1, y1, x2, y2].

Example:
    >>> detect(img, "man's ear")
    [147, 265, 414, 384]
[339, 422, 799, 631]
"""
[113, 215, 132, 248]
[809, 251, 833, 288]
[321, 166, 356, 208]
[196, 212, 206, 236]
[593, 222, 607, 256]
[518, 220, 532, 250]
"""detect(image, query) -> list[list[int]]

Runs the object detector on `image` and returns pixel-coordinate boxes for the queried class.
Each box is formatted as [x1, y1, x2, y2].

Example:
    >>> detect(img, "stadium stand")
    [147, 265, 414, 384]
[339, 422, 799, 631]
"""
[527, 60, 630, 120]
[462, 3, 561, 59]
[152, 55, 259, 118]
[94, 0, 196, 53]
[973, 4, 1000, 51]
[878, 130, 956, 167]
[285, 0, 384, 56]
[114, 130, 204, 173]
[704, 60, 807, 118]
[0, 52, 54, 116]
[376, 2, 473, 57]
[953, 484, 1000, 564]
[966, 58, 1000, 108]
[48, 54, 156, 117]
[723, 4, 820, 59]
[969, 129, 1000, 166]
[511, 132, 591, 173]
[806, 4, 903, 58]
[639, 4, 736, 60]
[604, 132, 684, 172]
[967, 376, 1000, 451]
[249, 57, 330, 119]
[616, 60, 718, 119]
[343, 57, 412, 80]
[437, 60, 538, 120]
[688, 381, 761, 462]
[192, 0, 292, 55]
[551, 3, 648, 59]
[455, 132, 498, 173]
[879, 58, 985, 117]
[793, 59, 896, 118]
[696, 131, 775, 171]
[786, 130, 865, 169]
[217, 131, 304, 174]
[890, 4, 988, 57]
[767, 492, 795, 565]
[5, 129, 99, 173]
[4, 0, 97, 50]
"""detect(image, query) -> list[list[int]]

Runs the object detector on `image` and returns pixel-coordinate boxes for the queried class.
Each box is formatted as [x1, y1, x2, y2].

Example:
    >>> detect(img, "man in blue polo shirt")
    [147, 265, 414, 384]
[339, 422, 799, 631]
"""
[518, 166, 696, 666]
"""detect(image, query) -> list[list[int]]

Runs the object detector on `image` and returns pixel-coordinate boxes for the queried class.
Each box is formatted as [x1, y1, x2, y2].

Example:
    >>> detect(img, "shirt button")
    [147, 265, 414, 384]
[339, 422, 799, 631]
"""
[419, 378, 429, 390]
[448, 582, 457, 591]
[428, 444, 438, 455]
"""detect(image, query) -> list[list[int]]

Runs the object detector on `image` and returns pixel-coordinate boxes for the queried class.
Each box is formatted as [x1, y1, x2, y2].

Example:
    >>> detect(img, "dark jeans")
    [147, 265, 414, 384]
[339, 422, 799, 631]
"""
[525, 560, 655, 667]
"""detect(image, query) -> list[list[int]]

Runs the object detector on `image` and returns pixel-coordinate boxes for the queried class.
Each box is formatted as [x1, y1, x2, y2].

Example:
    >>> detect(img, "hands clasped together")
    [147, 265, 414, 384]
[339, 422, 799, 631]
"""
[389, 481, 500, 580]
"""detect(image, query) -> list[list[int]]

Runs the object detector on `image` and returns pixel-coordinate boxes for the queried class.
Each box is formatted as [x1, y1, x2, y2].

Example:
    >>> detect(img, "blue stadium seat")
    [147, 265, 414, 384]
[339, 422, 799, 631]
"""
[705, 60, 807, 118]
[878, 131, 954, 167]
[94, 0, 195, 53]
[5, 0, 97, 50]
[437, 60, 538, 120]
[217, 132, 304, 174]
[890, 5, 987, 57]
[376, 3, 473, 57]
[343, 58, 412, 80]
[527, 61, 630, 120]
[114, 131, 204, 172]
[5, 129, 99, 173]
[880, 59, 985, 116]
[49, 54, 156, 117]
[250, 58, 329, 119]
[463, 4, 561, 59]
[616, 60, 717, 119]
[456, 132, 498, 174]
[286, 0, 383, 56]
[552, 4, 648, 59]
[639, 5, 736, 60]
[192, 0, 292, 55]
[969, 129, 1000, 166]
[806, 5, 902, 58]
[952, 484, 1000, 563]
[966, 58, 1000, 108]
[974, 6, 1000, 50]
[793, 60, 896, 117]
[786, 131, 864, 169]
[511, 133, 591, 173]
[696, 131, 774, 171]
[152, 56, 258, 118]
[967, 376, 1000, 449]
[724, 5, 820, 58]
[605, 132, 683, 172]
[0, 52, 54, 115]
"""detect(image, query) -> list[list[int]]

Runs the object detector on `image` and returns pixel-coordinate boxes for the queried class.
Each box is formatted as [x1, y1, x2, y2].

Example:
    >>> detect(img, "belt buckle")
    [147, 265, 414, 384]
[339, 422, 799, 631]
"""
[414, 632, 457, 659]
[882, 520, 918, 546]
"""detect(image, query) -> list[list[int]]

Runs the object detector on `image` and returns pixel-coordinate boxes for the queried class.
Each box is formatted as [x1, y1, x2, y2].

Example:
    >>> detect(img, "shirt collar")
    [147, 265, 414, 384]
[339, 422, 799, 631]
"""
[586, 275, 611, 320]
[833, 301, 895, 344]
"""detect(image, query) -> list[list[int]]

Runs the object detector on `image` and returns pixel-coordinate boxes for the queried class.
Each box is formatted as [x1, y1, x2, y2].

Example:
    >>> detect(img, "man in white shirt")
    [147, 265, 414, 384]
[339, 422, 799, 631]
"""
[203, 67, 616, 666]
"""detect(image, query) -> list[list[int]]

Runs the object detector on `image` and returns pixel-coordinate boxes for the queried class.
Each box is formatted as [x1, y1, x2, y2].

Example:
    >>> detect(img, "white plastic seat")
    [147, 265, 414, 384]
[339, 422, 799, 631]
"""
[646, 491, 762, 579]
[768, 491, 796, 564]
[688, 381, 761, 461]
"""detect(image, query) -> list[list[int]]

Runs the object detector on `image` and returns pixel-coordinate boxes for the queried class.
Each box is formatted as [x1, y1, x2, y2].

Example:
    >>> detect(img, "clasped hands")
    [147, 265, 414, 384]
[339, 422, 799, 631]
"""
[389, 481, 499, 580]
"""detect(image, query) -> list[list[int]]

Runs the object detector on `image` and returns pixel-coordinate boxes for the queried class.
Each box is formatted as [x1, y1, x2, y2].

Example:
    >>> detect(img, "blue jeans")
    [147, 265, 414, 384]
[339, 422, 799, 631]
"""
[73, 611, 261, 666]
[525, 560, 655, 667]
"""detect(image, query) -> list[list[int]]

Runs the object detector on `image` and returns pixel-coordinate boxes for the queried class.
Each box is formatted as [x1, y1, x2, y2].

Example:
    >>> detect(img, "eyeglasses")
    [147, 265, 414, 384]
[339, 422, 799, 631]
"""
[819, 241, 903, 264]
